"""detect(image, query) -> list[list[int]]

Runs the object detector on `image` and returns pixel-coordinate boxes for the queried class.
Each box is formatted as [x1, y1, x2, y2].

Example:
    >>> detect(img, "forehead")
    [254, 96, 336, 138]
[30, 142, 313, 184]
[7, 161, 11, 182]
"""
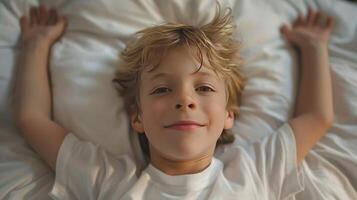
[148, 70, 218, 82]
[141, 46, 221, 81]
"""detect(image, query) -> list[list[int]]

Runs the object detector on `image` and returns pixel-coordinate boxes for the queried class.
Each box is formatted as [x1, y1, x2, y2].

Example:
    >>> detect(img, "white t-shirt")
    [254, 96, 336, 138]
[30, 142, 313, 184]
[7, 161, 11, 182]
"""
[49, 123, 304, 200]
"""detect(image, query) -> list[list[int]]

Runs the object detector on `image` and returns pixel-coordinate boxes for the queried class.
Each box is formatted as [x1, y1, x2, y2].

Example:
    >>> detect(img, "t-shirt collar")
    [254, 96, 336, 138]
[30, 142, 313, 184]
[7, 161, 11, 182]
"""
[145, 157, 222, 191]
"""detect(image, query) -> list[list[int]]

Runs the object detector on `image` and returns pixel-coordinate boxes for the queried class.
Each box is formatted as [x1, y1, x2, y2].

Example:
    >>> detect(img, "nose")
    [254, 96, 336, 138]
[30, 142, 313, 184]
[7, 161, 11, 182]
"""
[175, 103, 195, 109]
[175, 87, 196, 110]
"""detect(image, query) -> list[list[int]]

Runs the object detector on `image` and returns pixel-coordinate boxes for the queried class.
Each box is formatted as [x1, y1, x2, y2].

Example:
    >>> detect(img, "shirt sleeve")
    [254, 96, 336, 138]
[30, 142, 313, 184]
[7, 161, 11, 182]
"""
[246, 123, 305, 199]
[49, 133, 138, 200]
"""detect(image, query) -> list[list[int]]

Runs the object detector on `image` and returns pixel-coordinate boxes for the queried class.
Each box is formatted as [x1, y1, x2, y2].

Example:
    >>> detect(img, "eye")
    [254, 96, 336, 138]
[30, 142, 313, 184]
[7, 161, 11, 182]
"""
[151, 87, 171, 94]
[196, 85, 215, 92]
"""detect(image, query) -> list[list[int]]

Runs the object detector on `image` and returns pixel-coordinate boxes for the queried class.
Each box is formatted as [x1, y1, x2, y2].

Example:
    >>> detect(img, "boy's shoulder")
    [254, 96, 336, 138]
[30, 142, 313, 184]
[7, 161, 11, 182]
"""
[215, 123, 304, 199]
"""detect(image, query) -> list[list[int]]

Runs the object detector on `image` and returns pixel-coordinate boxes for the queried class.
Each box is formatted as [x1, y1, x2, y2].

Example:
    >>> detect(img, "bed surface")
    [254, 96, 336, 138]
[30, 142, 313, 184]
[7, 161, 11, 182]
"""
[1, 0, 356, 199]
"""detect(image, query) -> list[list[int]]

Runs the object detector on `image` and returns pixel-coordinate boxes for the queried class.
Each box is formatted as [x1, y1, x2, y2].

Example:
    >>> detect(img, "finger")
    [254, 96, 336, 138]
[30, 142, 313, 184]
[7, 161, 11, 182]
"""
[38, 4, 48, 25]
[307, 8, 317, 26]
[293, 15, 304, 28]
[47, 8, 57, 25]
[52, 10, 59, 25]
[326, 16, 335, 30]
[313, 12, 322, 27]
[280, 23, 291, 37]
[20, 16, 29, 32]
[30, 7, 38, 26]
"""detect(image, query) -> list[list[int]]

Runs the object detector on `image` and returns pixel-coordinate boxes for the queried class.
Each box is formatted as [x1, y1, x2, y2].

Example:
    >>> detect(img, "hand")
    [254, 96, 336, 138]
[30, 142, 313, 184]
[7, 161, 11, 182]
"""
[20, 5, 67, 47]
[280, 9, 334, 49]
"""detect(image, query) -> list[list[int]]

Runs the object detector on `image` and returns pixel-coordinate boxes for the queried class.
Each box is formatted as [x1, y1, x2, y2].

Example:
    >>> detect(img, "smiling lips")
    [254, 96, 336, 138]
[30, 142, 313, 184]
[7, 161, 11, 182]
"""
[164, 121, 205, 131]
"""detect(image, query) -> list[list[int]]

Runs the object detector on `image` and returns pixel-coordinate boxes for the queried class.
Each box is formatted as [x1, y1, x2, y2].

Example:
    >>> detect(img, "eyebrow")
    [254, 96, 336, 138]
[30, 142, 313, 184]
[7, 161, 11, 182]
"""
[149, 71, 216, 81]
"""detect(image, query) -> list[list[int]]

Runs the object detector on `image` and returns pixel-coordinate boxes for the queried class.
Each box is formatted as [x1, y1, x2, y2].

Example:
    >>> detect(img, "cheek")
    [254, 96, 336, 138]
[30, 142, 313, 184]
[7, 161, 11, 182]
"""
[203, 96, 228, 127]
[203, 94, 227, 112]
[141, 97, 168, 123]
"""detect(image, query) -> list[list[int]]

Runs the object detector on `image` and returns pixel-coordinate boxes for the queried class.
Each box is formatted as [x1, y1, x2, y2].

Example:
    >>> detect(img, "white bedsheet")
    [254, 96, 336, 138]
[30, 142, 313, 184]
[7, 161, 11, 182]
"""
[0, 0, 356, 199]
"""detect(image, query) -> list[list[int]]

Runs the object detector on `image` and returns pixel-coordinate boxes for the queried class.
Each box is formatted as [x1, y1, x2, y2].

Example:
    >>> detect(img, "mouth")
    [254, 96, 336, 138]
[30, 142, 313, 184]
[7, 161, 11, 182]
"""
[164, 121, 205, 131]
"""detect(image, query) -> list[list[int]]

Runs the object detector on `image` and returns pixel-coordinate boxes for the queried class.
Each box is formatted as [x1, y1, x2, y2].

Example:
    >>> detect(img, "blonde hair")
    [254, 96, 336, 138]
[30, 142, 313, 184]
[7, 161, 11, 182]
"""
[113, 6, 245, 157]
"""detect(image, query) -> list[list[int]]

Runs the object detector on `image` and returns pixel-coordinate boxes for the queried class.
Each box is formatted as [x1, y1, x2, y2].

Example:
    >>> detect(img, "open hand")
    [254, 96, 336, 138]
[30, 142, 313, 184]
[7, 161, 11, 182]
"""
[281, 9, 334, 49]
[20, 5, 66, 47]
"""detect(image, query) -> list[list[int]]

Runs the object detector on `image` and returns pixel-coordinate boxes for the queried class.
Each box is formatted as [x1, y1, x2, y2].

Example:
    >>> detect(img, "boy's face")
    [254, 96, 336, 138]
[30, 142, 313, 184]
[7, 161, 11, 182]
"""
[132, 46, 234, 162]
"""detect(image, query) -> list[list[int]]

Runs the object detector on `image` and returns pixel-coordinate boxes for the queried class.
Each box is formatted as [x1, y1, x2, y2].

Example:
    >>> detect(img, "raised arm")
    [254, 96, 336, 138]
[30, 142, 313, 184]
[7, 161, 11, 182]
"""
[281, 9, 334, 165]
[12, 5, 68, 170]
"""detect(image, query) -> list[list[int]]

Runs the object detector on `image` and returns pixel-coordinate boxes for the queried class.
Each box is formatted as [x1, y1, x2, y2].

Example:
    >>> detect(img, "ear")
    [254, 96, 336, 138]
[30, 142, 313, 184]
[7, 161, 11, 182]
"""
[131, 113, 145, 133]
[224, 110, 234, 129]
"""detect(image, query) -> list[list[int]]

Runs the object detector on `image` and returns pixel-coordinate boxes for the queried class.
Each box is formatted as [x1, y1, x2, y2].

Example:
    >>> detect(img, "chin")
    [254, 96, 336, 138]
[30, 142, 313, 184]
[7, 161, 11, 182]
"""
[150, 137, 216, 161]
[165, 146, 211, 161]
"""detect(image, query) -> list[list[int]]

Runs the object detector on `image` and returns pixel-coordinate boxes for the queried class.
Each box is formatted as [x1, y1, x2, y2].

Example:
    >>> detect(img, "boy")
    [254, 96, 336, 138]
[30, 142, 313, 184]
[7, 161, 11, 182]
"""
[13, 4, 333, 199]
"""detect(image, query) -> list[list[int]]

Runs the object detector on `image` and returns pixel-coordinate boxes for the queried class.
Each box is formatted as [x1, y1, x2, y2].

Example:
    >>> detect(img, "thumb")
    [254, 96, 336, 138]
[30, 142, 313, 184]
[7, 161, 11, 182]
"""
[280, 23, 291, 38]
[53, 16, 67, 35]
[280, 23, 297, 44]
[56, 16, 67, 29]
[49, 16, 67, 44]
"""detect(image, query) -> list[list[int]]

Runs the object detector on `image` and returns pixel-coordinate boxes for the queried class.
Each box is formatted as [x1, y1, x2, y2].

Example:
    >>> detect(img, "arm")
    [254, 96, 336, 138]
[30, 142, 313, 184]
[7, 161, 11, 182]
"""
[281, 9, 334, 165]
[13, 5, 68, 170]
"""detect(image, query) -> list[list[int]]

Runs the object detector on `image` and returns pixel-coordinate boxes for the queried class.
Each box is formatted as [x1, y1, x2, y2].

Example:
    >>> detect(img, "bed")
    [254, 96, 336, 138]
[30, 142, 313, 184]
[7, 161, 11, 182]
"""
[0, 0, 356, 199]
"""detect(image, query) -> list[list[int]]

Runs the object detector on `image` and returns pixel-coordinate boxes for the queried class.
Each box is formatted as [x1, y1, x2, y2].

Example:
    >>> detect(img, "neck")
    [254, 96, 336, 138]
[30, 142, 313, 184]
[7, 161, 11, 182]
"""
[149, 146, 214, 175]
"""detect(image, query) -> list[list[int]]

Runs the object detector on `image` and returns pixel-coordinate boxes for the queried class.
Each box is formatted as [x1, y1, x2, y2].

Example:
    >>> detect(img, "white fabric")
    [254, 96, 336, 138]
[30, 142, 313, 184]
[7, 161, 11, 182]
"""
[49, 123, 303, 200]
[0, 0, 357, 199]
